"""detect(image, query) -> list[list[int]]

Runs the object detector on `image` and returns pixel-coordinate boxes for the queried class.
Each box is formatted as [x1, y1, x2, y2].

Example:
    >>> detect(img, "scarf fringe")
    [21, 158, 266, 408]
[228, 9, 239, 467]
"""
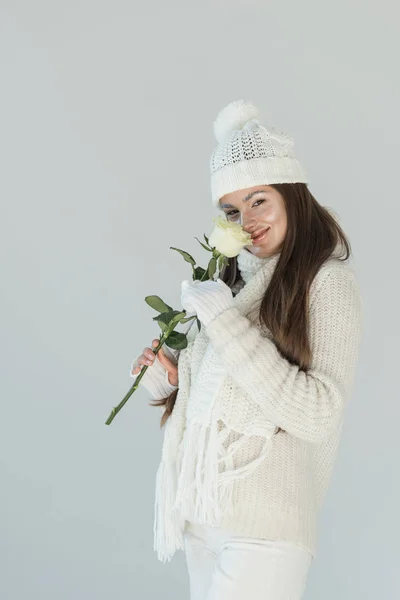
[153, 426, 276, 562]
[172, 420, 275, 530]
[173, 419, 222, 525]
[153, 457, 185, 564]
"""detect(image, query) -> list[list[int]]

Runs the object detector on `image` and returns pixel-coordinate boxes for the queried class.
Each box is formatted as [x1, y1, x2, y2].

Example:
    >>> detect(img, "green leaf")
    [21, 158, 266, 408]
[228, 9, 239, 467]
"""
[208, 257, 217, 279]
[144, 295, 173, 313]
[196, 317, 201, 332]
[170, 247, 196, 266]
[165, 330, 188, 350]
[194, 237, 211, 252]
[153, 309, 182, 326]
[155, 320, 167, 333]
[203, 233, 209, 245]
[194, 266, 207, 281]
[180, 314, 197, 324]
[172, 311, 187, 324]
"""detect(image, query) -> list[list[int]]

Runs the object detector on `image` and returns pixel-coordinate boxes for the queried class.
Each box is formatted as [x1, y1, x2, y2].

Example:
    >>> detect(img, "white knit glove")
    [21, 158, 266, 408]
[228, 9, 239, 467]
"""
[180, 278, 234, 328]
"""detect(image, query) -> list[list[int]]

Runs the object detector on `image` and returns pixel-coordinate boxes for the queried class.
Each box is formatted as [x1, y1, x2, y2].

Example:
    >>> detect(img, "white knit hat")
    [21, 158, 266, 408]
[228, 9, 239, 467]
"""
[210, 99, 308, 207]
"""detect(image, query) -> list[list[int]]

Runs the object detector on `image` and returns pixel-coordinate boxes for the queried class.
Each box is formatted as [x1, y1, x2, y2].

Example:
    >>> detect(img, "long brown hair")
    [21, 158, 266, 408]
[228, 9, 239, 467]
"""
[152, 183, 351, 427]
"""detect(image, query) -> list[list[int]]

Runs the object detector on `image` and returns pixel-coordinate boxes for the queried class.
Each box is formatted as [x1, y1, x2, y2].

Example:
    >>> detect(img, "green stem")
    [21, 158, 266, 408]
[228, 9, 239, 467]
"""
[105, 248, 224, 425]
[105, 331, 171, 425]
[200, 250, 221, 281]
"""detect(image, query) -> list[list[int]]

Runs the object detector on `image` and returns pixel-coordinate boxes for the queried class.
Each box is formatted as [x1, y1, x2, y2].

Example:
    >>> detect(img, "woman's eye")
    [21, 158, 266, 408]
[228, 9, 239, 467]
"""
[226, 198, 265, 217]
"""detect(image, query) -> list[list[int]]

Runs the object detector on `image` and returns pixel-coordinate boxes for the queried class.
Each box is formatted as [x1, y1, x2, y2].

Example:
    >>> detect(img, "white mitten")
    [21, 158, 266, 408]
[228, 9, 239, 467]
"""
[180, 278, 234, 328]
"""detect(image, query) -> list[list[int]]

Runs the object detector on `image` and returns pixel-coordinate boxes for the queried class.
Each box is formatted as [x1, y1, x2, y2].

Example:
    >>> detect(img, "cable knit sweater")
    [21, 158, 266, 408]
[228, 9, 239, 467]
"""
[133, 245, 363, 560]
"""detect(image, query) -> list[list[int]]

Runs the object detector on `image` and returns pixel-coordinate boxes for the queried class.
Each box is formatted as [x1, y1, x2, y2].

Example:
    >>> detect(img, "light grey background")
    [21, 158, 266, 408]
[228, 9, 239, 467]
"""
[1, 1, 398, 599]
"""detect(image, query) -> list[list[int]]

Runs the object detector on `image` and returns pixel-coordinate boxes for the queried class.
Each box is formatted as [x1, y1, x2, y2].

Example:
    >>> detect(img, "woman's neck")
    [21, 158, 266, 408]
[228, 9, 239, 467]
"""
[237, 247, 280, 284]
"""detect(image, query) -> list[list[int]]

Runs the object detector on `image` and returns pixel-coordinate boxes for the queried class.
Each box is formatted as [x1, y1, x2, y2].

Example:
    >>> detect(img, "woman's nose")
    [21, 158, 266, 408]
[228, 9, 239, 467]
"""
[242, 219, 257, 233]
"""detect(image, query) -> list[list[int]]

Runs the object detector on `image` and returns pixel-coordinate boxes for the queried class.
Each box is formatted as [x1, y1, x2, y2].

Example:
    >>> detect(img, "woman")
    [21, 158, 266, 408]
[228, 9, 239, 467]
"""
[130, 99, 363, 600]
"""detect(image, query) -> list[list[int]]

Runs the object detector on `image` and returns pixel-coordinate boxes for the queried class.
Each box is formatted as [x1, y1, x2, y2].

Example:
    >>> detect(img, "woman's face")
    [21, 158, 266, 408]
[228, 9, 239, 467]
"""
[219, 184, 287, 257]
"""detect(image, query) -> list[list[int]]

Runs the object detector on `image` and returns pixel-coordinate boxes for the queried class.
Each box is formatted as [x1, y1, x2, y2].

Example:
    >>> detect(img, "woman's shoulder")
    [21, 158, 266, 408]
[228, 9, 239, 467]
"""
[309, 254, 361, 309]
[315, 252, 357, 278]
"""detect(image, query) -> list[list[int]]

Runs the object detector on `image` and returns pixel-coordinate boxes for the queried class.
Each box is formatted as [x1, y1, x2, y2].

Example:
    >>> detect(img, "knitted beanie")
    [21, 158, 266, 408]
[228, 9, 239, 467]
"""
[210, 99, 308, 207]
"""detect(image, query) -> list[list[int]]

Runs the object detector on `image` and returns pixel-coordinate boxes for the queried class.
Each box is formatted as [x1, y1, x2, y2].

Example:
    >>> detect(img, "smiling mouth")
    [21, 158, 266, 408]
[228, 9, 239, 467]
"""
[251, 228, 269, 242]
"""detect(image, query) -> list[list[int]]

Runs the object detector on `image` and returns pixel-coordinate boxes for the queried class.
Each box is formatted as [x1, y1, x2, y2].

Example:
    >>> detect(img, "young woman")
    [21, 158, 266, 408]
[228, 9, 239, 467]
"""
[130, 99, 363, 600]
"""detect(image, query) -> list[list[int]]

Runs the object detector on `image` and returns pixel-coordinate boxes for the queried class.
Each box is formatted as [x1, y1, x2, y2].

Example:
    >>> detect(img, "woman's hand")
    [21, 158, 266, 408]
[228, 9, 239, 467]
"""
[131, 339, 179, 386]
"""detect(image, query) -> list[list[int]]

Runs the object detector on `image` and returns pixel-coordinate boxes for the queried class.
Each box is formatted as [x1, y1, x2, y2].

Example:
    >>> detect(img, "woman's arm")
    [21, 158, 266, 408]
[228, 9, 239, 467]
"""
[204, 263, 363, 443]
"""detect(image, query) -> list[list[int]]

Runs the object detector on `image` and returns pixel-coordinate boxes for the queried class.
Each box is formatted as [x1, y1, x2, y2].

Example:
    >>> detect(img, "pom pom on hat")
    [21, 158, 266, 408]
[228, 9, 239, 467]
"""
[213, 99, 260, 143]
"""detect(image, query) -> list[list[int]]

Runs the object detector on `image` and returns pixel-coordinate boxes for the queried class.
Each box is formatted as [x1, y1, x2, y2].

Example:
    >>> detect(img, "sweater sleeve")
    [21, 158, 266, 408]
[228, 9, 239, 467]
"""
[204, 264, 363, 443]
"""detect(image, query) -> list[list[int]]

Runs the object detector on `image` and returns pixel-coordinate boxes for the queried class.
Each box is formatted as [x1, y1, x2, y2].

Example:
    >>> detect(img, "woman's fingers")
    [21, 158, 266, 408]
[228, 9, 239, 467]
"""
[157, 346, 172, 367]
[130, 339, 178, 386]
[157, 347, 178, 385]
[131, 339, 161, 375]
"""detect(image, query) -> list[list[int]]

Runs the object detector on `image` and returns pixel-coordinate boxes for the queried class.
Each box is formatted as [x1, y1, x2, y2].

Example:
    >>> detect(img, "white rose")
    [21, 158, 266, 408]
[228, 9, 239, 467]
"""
[208, 215, 253, 258]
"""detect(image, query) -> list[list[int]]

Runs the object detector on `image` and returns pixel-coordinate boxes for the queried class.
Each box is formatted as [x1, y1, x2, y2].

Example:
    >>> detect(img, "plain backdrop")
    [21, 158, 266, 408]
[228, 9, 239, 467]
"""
[1, 1, 399, 599]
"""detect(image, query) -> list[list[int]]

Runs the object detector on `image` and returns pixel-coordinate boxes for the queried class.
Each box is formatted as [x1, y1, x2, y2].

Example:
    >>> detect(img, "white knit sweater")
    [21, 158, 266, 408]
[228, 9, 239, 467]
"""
[134, 245, 363, 560]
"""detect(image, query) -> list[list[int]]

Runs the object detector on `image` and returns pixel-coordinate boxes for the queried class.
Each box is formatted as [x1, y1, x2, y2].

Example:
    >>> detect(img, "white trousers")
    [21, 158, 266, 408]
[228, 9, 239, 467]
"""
[183, 523, 313, 600]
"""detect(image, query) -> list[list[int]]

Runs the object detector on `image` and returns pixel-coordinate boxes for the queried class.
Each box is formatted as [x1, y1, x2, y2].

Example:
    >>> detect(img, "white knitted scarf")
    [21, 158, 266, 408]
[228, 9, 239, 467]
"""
[154, 249, 281, 562]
